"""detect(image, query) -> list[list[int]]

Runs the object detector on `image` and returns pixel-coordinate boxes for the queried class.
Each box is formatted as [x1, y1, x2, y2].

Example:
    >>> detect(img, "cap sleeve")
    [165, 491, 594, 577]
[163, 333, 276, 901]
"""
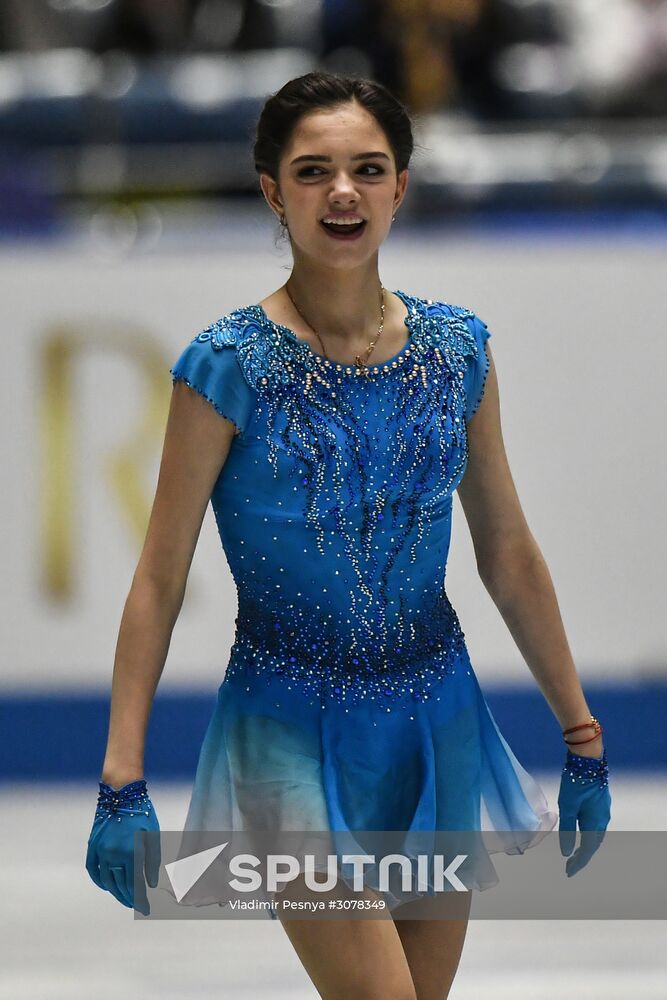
[169, 321, 256, 436]
[463, 313, 492, 422]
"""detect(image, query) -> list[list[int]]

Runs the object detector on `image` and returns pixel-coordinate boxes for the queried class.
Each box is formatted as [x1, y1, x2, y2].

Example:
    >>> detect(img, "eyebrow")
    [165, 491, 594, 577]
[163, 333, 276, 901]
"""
[289, 151, 391, 165]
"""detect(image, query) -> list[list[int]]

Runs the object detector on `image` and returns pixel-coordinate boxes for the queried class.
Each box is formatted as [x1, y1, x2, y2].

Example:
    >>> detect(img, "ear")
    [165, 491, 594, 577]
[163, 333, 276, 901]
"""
[259, 173, 284, 220]
[393, 168, 409, 215]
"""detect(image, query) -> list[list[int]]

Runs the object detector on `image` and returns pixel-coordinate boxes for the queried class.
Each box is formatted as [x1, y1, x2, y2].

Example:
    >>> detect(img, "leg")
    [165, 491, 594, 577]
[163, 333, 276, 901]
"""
[275, 876, 418, 999]
[393, 891, 473, 1000]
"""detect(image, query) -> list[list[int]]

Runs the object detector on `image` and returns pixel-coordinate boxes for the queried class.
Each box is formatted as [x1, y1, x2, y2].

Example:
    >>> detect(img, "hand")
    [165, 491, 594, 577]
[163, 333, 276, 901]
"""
[85, 779, 161, 915]
[558, 747, 611, 877]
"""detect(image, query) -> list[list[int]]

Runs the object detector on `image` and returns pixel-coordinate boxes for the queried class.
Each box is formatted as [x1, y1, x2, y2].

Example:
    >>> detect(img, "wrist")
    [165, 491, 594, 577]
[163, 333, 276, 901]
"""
[95, 777, 152, 820]
[566, 737, 604, 758]
[101, 765, 144, 789]
[561, 713, 603, 756]
[562, 746, 609, 787]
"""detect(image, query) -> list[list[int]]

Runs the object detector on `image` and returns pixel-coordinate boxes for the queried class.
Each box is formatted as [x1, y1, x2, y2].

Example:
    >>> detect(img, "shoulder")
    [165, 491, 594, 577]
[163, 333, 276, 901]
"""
[183, 305, 258, 352]
[422, 297, 492, 421]
[169, 307, 264, 434]
[407, 292, 489, 360]
[171, 310, 246, 379]
[172, 305, 275, 389]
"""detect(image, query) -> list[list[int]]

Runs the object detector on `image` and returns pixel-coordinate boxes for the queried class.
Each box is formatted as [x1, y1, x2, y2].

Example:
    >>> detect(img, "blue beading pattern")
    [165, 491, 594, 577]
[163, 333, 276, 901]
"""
[226, 588, 469, 712]
[193, 294, 479, 390]
[174, 291, 488, 715]
[562, 748, 609, 788]
[95, 779, 153, 823]
[467, 317, 490, 418]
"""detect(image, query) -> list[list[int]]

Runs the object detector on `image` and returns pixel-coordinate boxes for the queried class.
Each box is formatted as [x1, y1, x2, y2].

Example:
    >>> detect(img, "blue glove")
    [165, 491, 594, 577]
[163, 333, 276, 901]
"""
[558, 747, 611, 877]
[86, 778, 161, 915]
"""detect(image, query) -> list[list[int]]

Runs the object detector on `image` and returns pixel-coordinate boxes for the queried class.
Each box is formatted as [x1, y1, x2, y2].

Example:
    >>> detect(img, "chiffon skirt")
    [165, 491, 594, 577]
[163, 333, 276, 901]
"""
[161, 643, 557, 915]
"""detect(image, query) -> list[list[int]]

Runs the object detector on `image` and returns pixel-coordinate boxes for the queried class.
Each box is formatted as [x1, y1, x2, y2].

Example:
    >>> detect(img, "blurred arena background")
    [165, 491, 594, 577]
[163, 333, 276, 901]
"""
[1, 1, 666, 997]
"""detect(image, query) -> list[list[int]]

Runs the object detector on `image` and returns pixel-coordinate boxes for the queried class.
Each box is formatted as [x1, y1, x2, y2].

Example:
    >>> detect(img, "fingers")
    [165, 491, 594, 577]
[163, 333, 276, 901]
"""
[558, 814, 577, 858]
[85, 841, 105, 891]
[144, 829, 162, 888]
[566, 794, 610, 875]
[99, 860, 132, 908]
[133, 836, 151, 916]
[86, 802, 160, 914]
[565, 830, 606, 877]
[112, 865, 133, 908]
[87, 830, 159, 913]
[560, 788, 611, 876]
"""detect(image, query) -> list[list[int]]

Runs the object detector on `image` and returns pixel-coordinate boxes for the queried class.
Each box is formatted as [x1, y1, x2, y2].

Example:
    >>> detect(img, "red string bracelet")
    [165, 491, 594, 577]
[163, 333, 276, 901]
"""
[562, 715, 604, 746]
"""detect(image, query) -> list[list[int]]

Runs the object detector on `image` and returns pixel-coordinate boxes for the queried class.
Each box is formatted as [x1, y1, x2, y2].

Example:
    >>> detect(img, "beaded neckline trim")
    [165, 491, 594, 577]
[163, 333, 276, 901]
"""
[248, 287, 418, 377]
[192, 291, 480, 394]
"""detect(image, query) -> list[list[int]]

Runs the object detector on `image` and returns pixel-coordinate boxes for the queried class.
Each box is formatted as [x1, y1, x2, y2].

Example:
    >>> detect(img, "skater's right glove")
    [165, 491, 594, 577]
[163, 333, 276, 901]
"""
[85, 778, 161, 915]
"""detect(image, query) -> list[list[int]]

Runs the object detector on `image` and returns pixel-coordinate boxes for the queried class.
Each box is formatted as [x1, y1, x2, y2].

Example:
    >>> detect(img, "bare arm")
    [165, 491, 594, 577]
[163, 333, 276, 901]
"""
[101, 382, 238, 787]
[457, 345, 603, 758]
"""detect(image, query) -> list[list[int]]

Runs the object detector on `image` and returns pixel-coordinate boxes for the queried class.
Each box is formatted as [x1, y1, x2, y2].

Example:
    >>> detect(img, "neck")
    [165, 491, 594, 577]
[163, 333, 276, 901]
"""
[285, 262, 384, 340]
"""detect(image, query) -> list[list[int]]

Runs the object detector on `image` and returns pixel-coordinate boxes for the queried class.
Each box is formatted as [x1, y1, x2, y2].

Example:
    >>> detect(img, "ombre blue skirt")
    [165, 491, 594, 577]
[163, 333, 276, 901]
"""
[161, 639, 557, 916]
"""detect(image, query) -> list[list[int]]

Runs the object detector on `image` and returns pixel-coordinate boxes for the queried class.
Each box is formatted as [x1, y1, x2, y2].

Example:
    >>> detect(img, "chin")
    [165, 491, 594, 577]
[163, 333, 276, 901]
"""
[295, 234, 383, 266]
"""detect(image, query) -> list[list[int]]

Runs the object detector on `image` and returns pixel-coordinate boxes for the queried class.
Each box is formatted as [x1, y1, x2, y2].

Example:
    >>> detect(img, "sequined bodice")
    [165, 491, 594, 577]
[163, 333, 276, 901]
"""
[172, 290, 491, 711]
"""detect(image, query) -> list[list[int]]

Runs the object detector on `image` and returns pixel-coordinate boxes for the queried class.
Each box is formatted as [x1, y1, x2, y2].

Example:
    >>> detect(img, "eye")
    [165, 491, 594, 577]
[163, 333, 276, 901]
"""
[296, 164, 385, 178]
[297, 166, 324, 177]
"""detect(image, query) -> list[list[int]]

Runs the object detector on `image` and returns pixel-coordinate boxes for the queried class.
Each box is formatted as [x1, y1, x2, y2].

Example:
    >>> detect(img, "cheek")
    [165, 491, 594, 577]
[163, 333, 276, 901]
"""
[369, 212, 393, 237]
[288, 185, 317, 206]
[286, 196, 320, 231]
[367, 190, 394, 219]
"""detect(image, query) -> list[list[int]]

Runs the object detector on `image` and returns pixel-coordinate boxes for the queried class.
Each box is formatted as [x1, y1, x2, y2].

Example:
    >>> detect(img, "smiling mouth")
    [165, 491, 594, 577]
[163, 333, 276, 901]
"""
[319, 219, 367, 238]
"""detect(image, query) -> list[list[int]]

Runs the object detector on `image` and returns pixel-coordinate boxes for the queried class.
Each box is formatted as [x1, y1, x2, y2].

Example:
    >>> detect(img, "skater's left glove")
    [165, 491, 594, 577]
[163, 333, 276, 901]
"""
[558, 748, 611, 877]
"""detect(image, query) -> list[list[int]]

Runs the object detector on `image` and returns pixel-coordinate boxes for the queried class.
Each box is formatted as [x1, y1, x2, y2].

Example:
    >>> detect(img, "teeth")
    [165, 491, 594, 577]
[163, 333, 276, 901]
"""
[322, 218, 365, 225]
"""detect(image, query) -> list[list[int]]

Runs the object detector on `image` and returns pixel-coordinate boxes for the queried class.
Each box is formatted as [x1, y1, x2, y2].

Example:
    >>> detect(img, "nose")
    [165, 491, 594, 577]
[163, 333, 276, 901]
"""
[328, 170, 361, 207]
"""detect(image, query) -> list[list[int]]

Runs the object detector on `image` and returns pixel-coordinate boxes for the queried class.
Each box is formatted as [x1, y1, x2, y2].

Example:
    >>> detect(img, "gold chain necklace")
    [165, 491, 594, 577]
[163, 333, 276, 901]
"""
[284, 281, 386, 377]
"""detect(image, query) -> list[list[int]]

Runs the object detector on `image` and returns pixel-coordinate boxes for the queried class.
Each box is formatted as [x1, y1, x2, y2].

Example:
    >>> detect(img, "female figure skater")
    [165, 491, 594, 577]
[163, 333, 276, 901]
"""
[86, 72, 611, 999]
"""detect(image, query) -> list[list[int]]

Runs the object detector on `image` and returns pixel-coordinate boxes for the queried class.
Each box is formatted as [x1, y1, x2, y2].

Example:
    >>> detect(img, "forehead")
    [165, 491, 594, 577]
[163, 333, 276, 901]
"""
[286, 102, 389, 153]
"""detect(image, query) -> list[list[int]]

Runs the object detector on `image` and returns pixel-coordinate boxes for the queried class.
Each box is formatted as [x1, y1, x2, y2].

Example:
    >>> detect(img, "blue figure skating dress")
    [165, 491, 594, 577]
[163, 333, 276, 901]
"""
[167, 289, 557, 910]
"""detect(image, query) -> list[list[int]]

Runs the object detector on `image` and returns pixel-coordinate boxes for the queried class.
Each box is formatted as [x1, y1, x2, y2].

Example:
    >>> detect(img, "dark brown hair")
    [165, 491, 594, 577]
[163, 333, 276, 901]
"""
[253, 71, 415, 181]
